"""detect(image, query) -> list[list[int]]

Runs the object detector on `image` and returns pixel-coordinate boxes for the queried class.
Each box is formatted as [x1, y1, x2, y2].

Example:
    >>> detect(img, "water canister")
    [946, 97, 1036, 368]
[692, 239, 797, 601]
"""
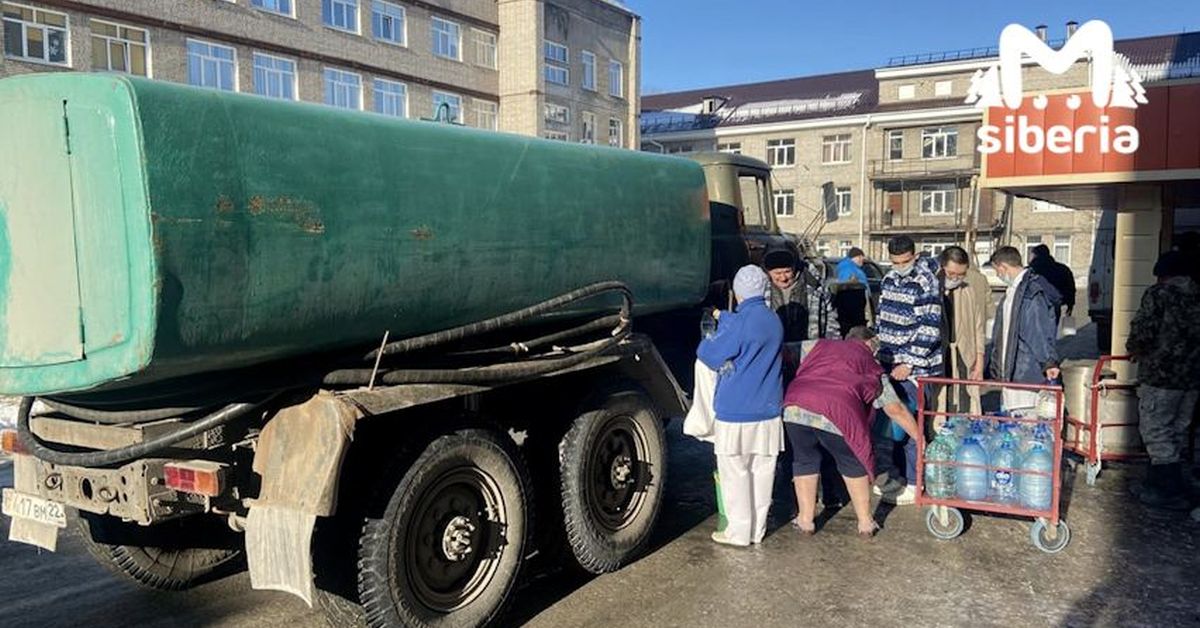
[924, 429, 958, 499]
[1019, 443, 1054, 510]
[955, 436, 990, 501]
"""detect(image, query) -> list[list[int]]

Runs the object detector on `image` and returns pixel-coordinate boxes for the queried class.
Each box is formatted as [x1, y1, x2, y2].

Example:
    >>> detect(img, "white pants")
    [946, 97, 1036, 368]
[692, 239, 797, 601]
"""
[716, 452, 777, 545]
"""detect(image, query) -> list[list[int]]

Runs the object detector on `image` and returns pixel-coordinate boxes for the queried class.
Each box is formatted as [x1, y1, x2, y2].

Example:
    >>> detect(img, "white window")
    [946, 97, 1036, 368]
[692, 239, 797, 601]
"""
[608, 60, 624, 97]
[920, 241, 955, 256]
[717, 142, 742, 154]
[253, 53, 296, 100]
[322, 0, 359, 33]
[835, 187, 852, 216]
[581, 111, 596, 144]
[822, 133, 852, 164]
[581, 50, 596, 91]
[920, 184, 957, 215]
[767, 139, 795, 166]
[432, 91, 462, 123]
[898, 84, 915, 100]
[432, 17, 461, 60]
[1054, 235, 1071, 262]
[187, 39, 236, 91]
[252, 0, 293, 17]
[544, 64, 568, 86]
[839, 240, 853, 257]
[544, 41, 568, 86]
[544, 102, 570, 125]
[773, 189, 795, 217]
[608, 118, 623, 147]
[3, 3, 69, 65]
[935, 80, 953, 97]
[90, 19, 149, 76]
[473, 99, 497, 130]
[888, 130, 903, 160]
[922, 126, 958, 159]
[544, 40, 567, 63]
[372, 78, 406, 117]
[472, 29, 496, 69]
[817, 239, 831, 256]
[1024, 235, 1043, 261]
[666, 144, 693, 155]
[324, 68, 362, 110]
[371, 0, 405, 46]
[1033, 200, 1072, 212]
[544, 130, 569, 141]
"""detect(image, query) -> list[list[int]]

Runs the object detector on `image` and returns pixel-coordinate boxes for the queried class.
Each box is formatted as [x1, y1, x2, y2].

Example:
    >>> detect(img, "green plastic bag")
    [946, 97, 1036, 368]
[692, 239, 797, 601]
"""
[713, 470, 728, 532]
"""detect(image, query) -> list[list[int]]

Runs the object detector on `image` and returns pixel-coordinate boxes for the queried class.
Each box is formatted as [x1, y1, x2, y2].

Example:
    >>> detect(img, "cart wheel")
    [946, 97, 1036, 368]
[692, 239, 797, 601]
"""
[1030, 519, 1071, 554]
[924, 507, 964, 540]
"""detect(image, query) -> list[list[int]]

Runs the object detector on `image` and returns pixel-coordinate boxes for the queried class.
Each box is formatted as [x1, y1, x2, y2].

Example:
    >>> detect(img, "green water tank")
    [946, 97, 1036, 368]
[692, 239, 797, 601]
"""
[0, 74, 709, 395]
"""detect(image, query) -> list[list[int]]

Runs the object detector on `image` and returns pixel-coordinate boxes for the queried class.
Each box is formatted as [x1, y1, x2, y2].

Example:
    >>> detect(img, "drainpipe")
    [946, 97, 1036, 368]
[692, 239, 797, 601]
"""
[859, 115, 871, 251]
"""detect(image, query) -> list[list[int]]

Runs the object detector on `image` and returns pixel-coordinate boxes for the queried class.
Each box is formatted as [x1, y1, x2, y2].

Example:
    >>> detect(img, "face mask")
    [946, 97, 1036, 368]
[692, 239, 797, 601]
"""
[999, 273, 1014, 286]
[893, 263, 915, 277]
[944, 277, 963, 290]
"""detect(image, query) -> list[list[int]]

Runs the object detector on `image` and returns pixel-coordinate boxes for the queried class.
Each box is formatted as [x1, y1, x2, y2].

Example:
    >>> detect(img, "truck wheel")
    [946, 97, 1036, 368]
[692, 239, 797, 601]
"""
[357, 429, 531, 628]
[559, 385, 666, 574]
[74, 511, 244, 591]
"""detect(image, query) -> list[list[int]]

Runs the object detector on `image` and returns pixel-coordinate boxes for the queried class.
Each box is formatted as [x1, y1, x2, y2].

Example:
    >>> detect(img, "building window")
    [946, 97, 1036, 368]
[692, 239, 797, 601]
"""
[187, 39, 236, 91]
[431, 16, 461, 60]
[839, 240, 853, 257]
[609, 60, 623, 98]
[920, 184, 956, 215]
[252, 0, 293, 17]
[581, 50, 596, 91]
[473, 99, 497, 130]
[472, 29, 496, 69]
[898, 84, 915, 100]
[544, 40, 567, 63]
[544, 102, 570, 125]
[822, 133, 852, 164]
[324, 68, 362, 110]
[371, 0, 405, 46]
[835, 187, 852, 216]
[1023, 235, 1042, 261]
[372, 78, 406, 117]
[3, 3, 69, 65]
[935, 80, 953, 97]
[717, 142, 742, 154]
[922, 126, 958, 159]
[767, 139, 795, 166]
[888, 130, 903, 160]
[581, 111, 596, 144]
[817, 239, 831, 257]
[253, 53, 296, 100]
[544, 65, 568, 86]
[432, 91, 462, 123]
[920, 241, 955, 256]
[544, 40, 568, 86]
[773, 189, 795, 217]
[1054, 235, 1071, 262]
[608, 118, 623, 147]
[322, 0, 359, 33]
[544, 130, 568, 141]
[90, 19, 149, 76]
[666, 144, 693, 155]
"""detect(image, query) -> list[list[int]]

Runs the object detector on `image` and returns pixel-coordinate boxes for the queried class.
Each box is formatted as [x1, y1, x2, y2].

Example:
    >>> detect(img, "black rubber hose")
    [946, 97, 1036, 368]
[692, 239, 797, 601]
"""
[446, 314, 623, 358]
[37, 399, 210, 424]
[367, 281, 632, 360]
[16, 395, 273, 468]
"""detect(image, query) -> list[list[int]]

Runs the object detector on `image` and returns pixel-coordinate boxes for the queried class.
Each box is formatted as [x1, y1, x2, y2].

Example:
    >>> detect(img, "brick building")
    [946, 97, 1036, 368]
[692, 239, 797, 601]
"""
[0, 0, 640, 146]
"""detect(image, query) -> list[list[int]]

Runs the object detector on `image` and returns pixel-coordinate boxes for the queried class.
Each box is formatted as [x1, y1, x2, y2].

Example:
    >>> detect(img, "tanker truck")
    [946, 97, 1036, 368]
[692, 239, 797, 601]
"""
[0, 73, 790, 628]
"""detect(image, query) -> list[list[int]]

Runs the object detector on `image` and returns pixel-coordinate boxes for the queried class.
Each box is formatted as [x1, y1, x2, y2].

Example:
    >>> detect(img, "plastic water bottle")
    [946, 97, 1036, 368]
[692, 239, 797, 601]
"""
[924, 428, 958, 499]
[700, 309, 718, 339]
[1036, 386, 1059, 421]
[1019, 443, 1054, 510]
[955, 436, 990, 501]
[989, 434, 1019, 504]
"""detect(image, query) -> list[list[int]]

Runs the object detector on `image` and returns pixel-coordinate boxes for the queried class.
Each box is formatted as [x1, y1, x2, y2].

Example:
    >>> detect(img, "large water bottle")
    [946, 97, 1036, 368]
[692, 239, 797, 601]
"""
[1019, 443, 1054, 510]
[989, 433, 1019, 503]
[955, 436, 990, 501]
[1036, 386, 1059, 421]
[700, 309, 718, 339]
[924, 428, 958, 498]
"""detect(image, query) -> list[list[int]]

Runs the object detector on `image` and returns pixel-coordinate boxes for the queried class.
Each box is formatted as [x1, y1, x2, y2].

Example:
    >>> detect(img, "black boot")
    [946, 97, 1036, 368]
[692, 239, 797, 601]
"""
[1139, 463, 1192, 511]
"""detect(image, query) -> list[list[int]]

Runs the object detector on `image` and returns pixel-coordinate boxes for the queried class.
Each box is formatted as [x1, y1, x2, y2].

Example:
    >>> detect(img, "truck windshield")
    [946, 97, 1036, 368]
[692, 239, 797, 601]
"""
[737, 174, 771, 232]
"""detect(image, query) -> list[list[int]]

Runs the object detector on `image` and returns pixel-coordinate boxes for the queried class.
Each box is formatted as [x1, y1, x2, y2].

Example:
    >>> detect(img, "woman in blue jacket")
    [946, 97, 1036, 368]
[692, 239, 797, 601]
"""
[698, 265, 785, 547]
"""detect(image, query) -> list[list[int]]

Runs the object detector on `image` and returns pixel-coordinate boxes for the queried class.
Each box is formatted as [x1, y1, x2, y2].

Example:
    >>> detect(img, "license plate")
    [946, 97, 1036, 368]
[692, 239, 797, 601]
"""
[2, 488, 67, 528]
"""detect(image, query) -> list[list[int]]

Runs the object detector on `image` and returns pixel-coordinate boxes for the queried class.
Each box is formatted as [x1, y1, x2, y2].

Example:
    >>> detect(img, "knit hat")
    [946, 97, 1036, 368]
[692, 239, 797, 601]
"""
[1153, 250, 1189, 278]
[763, 247, 795, 271]
[733, 265, 769, 301]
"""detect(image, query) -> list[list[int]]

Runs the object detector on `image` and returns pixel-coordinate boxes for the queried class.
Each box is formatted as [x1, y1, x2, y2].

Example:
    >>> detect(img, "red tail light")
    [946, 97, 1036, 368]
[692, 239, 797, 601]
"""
[163, 461, 225, 497]
[0, 429, 27, 455]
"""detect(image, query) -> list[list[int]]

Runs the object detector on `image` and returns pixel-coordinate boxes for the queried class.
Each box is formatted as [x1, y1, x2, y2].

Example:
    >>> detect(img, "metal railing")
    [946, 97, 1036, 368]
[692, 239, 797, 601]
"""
[885, 39, 1065, 68]
[869, 156, 980, 179]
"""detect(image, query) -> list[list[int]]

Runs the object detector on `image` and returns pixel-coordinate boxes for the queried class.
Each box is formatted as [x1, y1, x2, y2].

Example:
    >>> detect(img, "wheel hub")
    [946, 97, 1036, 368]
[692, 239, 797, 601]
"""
[441, 515, 477, 562]
[610, 455, 633, 487]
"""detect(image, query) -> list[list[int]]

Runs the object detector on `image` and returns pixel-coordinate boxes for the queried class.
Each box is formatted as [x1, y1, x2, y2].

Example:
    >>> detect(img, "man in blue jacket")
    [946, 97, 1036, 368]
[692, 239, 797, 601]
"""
[698, 265, 785, 546]
[988, 246, 1062, 410]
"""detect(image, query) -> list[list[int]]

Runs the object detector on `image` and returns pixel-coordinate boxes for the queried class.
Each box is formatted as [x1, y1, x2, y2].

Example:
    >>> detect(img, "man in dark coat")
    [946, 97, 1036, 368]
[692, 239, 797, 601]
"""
[1029, 243, 1075, 318]
[989, 246, 1062, 411]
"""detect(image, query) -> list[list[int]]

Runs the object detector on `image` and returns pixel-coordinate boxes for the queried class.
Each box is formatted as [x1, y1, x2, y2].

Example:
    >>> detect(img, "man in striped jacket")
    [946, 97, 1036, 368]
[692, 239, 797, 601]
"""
[872, 235, 943, 504]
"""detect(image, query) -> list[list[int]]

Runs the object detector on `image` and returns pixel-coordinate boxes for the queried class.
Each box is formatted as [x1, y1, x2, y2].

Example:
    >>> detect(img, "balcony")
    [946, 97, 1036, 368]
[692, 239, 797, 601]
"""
[869, 156, 980, 181]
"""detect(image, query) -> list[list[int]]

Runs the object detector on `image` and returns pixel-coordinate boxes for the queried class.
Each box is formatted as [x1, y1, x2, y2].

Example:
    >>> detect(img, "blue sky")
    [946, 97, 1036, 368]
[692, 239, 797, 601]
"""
[626, 0, 1200, 93]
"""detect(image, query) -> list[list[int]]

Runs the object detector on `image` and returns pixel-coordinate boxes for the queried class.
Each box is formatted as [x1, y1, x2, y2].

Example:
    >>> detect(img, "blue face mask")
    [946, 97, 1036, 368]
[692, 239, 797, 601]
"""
[893, 263, 915, 277]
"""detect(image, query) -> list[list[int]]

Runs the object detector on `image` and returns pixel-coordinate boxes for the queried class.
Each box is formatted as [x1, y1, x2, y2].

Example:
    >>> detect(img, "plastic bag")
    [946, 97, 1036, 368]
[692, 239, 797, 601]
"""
[683, 361, 717, 442]
[1058, 313, 1077, 338]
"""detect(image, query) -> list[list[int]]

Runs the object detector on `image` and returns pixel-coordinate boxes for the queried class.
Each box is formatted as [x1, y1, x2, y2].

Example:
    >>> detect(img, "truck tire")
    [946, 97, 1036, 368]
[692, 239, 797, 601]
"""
[357, 429, 531, 628]
[558, 385, 666, 574]
[74, 511, 244, 591]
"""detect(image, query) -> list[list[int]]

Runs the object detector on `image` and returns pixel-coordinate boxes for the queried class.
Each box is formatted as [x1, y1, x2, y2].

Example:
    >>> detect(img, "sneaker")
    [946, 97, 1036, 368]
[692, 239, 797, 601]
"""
[872, 477, 905, 497]
[881, 485, 917, 505]
[711, 531, 750, 547]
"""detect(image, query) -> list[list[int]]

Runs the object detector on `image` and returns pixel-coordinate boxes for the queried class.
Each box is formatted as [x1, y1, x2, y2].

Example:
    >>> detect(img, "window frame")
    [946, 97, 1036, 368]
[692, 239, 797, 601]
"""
[432, 90, 463, 123]
[935, 79, 953, 97]
[186, 38, 238, 91]
[251, 0, 294, 18]
[717, 142, 742, 154]
[835, 186, 852, 216]
[766, 138, 795, 167]
[544, 102, 570, 125]
[252, 51, 297, 100]
[921, 126, 959, 160]
[471, 28, 496, 69]
[473, 98, 498, 130]
[581, 111, 596, 144]
[608, 59, 624, 98]
[372, 77, 408, 118]
[608, 118, 623, 147]
[838, 240, 854, 258]
[581, 50, 596, 91]
[898, 84, 915, 100]
[773, 188, 796, 217]
[543, 130, 569, 141]
[821, 133, 852, 164]
[431, 16, 462, 61]
[919, 184, 957, 216]
[3, 2, 70, 66]
[322, 0, 360, 34]
[90, 18, 150, 76]
[1053, 235, 1071, 263]
[371, 0, 406, 47]
[323, 67, 363, 110]
[888, 129, 903, 161]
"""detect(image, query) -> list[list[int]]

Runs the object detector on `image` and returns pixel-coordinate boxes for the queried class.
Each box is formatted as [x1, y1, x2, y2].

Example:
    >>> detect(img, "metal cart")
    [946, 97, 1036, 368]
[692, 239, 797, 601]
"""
[1062, 355, 1144, 485]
